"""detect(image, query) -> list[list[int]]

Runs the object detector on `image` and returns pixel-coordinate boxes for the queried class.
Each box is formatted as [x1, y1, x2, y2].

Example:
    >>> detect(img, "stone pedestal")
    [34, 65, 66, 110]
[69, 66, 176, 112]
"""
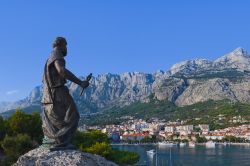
[13, 147, 118, 166]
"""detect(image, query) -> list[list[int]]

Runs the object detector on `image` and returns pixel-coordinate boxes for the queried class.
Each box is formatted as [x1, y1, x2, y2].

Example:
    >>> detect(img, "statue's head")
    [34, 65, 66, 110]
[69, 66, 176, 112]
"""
[53, 37, 67, 56]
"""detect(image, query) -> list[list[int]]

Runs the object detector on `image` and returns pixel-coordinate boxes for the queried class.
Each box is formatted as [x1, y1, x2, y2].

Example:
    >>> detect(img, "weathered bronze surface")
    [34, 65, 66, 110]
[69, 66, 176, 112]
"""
[41, 37, 90, 150]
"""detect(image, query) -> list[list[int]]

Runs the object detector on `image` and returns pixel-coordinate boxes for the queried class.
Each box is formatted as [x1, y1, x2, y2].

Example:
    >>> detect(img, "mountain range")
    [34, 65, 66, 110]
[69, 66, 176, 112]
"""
[1, 47, 250, 115]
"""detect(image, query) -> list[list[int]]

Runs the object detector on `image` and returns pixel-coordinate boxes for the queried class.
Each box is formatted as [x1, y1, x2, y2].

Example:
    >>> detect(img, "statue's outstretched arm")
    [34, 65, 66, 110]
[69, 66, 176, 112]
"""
[54, 59, 88, 88]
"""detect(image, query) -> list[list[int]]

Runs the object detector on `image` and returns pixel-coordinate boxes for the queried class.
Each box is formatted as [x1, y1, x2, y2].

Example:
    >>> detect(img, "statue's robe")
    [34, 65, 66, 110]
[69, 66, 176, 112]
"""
[41, 49, 79, 146]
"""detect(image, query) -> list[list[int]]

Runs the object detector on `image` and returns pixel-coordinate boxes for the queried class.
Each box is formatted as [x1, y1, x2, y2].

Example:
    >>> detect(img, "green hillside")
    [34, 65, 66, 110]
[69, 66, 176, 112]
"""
[81, 99, 250, 130]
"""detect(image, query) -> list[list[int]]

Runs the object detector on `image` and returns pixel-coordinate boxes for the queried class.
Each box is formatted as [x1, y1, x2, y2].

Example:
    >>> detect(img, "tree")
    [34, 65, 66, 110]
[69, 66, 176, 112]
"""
[84, 142, 112, 158]
[1, 134, 34, 165]
[72, 130, 109, 149]
[8, 109, 28, 135]
[84, 142, 140, 165]
[72, 130, 140, 165]
[141, 136, 155, 143]
[7, 109, 43, 143]
[223, 135, 240, 143]
[110, 150, 140, 165]
[0, 116, 7, 141]
[195, 135, 207, 143]
[0, 110, 43, 165]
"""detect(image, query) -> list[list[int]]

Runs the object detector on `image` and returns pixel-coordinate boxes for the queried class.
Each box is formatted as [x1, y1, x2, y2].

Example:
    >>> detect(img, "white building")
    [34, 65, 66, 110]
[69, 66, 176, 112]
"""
[176, 125, 193, 132]
[165, 126, 175, 133]
[198, 124, 210, 132]
[204, 133, 224, 140]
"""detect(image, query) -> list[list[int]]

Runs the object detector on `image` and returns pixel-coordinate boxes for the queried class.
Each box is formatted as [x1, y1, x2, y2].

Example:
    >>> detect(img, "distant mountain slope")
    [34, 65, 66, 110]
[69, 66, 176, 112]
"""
[81, 99, 250, 129]
[1, 47, 250, 115]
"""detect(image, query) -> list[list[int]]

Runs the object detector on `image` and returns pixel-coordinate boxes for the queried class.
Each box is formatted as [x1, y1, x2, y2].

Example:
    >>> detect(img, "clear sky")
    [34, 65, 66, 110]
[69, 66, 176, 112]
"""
[1, 0, 250, 101]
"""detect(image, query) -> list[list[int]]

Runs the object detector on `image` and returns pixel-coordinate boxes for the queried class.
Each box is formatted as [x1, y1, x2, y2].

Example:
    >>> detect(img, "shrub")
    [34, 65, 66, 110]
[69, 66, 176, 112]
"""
[72, 130, 140, 165]
[1, 134, 34, 165]
[7, 109, 43, 143]
[72, 130, 109, 148]
[84, 142, 112, 158]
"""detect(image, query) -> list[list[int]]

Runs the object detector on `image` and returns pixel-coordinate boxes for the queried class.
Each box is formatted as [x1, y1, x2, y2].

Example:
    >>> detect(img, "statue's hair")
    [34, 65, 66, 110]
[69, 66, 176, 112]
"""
[53, 37, 67, 48]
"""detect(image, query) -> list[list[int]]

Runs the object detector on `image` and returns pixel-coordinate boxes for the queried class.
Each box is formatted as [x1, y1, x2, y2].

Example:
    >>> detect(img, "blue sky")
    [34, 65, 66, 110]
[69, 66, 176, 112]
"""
[1, 0, 250, 101]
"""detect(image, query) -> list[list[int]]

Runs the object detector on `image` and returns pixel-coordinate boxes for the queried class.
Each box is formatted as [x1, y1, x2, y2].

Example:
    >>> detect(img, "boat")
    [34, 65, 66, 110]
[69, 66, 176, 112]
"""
[146, 149, 156, 156]
[223, 142, 228, 146]
[179, 142, 187, 147]
[206, 141, 216, 148]
[147, 149, 156, 160]
[188, 141, 196, 148]
[158, 141, 177, 146]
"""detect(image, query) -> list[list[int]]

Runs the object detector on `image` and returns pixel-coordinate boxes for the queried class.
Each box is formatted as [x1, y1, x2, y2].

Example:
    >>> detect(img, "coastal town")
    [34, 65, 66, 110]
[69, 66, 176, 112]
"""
[78, 116, 250, 145]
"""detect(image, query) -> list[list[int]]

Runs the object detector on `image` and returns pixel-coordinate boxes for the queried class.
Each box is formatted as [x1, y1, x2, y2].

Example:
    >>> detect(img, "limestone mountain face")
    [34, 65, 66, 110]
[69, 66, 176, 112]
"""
[70, 72, 155, 112]
[174, 78, 250, 106]
[154, 47, 250, 106]
[1, 72, 158, 113]
[170, 59, 213, 75]
[1, 48, 250, 114]
[170, 47, 250, 76]
[152, 77, 187, 102]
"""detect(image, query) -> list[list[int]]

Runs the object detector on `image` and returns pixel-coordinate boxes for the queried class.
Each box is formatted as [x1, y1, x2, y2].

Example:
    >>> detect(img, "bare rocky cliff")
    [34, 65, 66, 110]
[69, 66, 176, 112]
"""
[2, 47, 250, 114]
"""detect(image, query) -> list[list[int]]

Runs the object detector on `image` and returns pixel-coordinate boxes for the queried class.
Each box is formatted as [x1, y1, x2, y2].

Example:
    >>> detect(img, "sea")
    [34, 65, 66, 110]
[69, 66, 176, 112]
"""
[112, 144, 250, 166]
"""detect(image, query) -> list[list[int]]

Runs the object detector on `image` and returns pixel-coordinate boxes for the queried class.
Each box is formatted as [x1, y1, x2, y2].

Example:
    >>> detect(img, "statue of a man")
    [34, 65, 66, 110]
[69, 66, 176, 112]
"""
[41, 37, 90, 150]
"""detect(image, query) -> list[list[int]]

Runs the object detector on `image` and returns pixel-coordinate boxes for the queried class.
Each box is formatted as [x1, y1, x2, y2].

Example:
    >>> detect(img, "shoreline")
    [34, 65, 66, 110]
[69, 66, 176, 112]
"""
[111, 143, 157, 146]
[111, 142, 250, 146]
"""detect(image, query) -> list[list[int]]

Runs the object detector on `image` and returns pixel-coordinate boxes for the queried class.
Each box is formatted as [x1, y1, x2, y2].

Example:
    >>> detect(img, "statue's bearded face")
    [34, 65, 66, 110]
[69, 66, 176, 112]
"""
[53, 37, 68, 56]
[61, 44, 67, 57]
[58, 42, 67, 57]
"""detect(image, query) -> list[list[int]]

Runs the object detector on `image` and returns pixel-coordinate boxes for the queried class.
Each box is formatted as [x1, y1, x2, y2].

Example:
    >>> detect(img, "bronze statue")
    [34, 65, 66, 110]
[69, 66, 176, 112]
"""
[41, 37, 91, 150]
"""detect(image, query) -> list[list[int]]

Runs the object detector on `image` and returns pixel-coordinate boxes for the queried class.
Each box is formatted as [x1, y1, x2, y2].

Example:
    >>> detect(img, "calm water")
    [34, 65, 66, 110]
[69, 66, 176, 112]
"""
[112, 144, 250, 166]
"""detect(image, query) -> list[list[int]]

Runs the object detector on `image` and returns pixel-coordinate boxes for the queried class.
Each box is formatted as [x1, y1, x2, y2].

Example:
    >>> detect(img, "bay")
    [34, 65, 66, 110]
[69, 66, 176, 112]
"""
[112, 144, 250, 166]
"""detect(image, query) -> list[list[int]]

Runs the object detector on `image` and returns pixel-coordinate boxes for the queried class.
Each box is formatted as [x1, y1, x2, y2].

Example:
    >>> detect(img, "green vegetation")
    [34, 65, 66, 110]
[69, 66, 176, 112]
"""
[195, 135, 207, 143]
[72, 130, 109, 148]
[222, 136, 242, 143]
[0, 110, 139, 165]
[173, 100, 250, 130]
[0, 109, 42, 166]
[1, 134, 34, 165]
[141, 135, 157, 143]
[81, 98, 176, 126]
[174, 69, 246, 81]
[2, 98, 250, 165]
[82, 99, 250, 130]
[72, 130, 139, 165]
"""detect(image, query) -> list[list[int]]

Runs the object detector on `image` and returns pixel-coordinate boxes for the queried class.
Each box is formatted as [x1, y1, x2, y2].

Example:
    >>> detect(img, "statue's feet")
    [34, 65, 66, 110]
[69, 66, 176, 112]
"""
[40, 136, 56, 148]
[49, 143, 76, 151]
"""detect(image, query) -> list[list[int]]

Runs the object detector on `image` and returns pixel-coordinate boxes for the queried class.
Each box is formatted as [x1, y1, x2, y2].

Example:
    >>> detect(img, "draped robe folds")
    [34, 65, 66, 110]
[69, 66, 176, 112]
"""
[41, 50, 80, 146]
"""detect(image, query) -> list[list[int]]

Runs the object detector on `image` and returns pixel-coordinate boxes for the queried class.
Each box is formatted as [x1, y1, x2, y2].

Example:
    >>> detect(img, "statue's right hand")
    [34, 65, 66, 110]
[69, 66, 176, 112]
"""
[80, 80, 89, 89]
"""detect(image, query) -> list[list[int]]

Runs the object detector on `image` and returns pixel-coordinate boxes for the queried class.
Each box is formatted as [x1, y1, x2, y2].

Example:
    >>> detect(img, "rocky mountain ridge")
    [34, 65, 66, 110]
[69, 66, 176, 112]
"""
[170, 47, 250, 75]
[1, 47, 250, 114]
